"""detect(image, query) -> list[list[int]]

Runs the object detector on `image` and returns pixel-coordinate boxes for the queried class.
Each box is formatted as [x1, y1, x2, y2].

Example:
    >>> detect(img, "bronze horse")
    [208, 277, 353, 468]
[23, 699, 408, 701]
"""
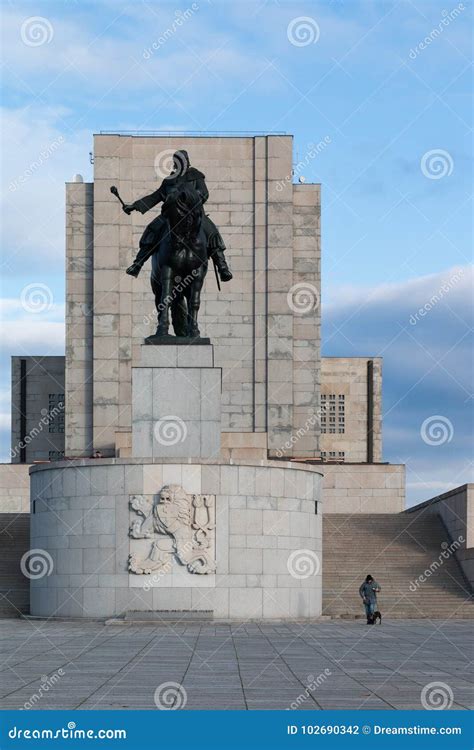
[111, 184, 209, 338]
[152, 185, 208, 338]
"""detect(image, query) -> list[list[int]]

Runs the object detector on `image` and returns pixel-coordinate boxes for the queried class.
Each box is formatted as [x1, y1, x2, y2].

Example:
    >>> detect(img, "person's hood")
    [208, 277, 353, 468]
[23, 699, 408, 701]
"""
[173, 149, 190, 173]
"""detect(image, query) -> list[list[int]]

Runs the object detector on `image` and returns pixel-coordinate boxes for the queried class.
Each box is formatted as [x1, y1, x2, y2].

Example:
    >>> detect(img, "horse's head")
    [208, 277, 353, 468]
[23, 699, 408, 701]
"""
[164, 185, 202, 236]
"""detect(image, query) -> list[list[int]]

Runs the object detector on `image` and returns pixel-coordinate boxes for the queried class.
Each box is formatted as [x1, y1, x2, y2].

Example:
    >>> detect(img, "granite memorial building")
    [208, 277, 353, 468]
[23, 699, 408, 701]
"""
[3, 134, 471, 622]
[13, 135, 394, 477]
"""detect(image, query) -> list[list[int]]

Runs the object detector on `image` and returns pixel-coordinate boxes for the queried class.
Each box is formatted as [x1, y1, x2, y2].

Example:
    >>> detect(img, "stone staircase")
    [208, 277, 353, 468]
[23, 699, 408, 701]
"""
[323, 512, 473, 619]
[0, 514, 30, 617]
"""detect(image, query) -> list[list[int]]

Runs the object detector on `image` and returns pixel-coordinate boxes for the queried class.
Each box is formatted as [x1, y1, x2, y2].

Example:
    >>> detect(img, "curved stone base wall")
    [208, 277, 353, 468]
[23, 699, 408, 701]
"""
[29, 459, 322, 620]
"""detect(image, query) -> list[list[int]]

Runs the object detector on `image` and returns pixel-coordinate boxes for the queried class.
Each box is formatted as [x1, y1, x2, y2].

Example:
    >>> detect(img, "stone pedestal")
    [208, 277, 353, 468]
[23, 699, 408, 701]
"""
[29, 458, 323, 620]
[131, 343, 221, 460]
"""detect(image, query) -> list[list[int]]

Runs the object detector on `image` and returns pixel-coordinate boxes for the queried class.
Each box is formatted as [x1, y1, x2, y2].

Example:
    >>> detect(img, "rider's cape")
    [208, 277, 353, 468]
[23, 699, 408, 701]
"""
[134, 168, 208, 214]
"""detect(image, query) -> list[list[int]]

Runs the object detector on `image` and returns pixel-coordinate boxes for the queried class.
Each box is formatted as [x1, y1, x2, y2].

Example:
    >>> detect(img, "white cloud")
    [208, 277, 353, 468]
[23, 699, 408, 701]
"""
[2, 320, 65, 355]
[323, 264, 473, 507]
[1, 296, 65, 354]
[1, 7, 270, 96]
[1, 106, 92, 268]
[324, 264, 471, 313]
[0, 413, 11, 431]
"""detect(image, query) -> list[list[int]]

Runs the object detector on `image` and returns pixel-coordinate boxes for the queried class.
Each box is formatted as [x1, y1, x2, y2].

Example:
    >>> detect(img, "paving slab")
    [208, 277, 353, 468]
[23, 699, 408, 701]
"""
[0, 619, 472, 710]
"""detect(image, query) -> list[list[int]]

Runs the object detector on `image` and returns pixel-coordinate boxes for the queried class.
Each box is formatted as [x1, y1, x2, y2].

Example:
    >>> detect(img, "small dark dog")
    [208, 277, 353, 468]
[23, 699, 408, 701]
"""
[367, 611, 382, 625]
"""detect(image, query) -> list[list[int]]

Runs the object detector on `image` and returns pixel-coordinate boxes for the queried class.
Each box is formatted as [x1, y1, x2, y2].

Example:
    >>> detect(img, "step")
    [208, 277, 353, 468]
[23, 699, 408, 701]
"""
[322, 512, 471, 619]
[123, 610, 214, 622]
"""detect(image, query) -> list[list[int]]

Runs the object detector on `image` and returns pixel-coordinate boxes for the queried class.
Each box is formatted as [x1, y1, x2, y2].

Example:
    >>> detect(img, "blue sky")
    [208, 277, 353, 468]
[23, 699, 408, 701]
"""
[1, 0, 472, 504]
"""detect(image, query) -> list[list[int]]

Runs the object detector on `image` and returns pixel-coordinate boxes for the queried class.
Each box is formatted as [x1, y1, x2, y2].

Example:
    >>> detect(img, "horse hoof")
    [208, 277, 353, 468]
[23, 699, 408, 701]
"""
[155, 327, 169, 337]
[187, 329, 200, 339]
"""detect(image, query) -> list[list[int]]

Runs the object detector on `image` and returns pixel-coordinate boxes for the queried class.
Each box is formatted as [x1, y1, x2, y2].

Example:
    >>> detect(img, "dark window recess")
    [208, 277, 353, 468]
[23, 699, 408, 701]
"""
[320, 392, 345, 434]
[48, 450, 64, 460]
[46, 395, 65, 434]
[314, 501, 318, 515]
[320, 451, 345, 462]
[20, 359, 27, 463]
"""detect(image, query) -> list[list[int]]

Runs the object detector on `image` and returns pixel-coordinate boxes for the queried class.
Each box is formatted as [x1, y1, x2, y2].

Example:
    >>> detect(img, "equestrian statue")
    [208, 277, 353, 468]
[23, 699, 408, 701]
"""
[110, 149, 232, 339]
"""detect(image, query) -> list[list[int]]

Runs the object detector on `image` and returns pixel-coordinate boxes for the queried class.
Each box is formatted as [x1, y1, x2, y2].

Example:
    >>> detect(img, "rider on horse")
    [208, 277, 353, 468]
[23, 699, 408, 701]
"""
[124, 150, 232, 282]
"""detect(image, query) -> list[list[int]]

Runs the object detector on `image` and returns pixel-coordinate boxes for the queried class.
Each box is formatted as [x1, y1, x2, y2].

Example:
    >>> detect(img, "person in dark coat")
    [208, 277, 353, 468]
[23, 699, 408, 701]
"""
[359, 574, 381, 624]
[123, 150, 232, 282]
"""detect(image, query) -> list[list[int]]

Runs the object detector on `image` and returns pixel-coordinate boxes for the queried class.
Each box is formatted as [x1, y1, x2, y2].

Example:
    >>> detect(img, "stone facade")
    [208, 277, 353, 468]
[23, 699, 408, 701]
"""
[0, 463, 30, 513]
[407, 484, 474, 588]
[131, 344, 221, 460]
[11, 356, 65, 463]
[65, 135, 321, 459]
[1, 133, 413, 624]
[322, 463, 405, 513]
[65, 181, 94, 457]
[320, 357, 382, 463]
[29, 459, 322, 620]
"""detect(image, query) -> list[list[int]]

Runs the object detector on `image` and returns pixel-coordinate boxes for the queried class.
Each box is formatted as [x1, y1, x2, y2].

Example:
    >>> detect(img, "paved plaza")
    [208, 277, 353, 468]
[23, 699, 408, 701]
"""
[0, 619, 472, 711]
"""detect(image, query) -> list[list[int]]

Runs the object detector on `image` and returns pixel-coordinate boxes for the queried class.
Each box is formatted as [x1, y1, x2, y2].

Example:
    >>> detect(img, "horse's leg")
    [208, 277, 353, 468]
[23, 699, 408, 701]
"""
[187, 270, 206, 338]
[171, 293, 188, 338]
[156, 265, 173, 336]
[150, 253, 162, 327]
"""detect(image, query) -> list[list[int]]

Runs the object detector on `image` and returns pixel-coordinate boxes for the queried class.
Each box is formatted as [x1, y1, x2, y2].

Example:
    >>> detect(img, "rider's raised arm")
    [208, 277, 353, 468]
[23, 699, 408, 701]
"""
[133, 184, 166, 214]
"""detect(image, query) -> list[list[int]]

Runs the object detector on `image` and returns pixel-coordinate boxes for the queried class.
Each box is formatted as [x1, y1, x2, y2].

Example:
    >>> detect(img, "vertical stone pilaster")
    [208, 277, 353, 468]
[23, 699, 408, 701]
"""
[253, 136, 267, 433]
[93, 136, 133, 454]
[291, 184, 321, 458]
[372, 358, 383, 462]
[266, 136, 294, 457]
[65, 182, 94, 456]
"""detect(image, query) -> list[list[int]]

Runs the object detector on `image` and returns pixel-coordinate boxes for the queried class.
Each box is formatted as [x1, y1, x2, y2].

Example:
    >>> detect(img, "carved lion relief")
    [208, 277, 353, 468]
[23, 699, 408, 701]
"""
[128, 484, 216, 576]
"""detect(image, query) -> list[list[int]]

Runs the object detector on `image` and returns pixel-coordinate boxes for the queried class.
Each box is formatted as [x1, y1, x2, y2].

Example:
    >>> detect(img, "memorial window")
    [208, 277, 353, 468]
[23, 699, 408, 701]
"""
[46, 394, 65, 433]
[320, 393, 345, 434]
